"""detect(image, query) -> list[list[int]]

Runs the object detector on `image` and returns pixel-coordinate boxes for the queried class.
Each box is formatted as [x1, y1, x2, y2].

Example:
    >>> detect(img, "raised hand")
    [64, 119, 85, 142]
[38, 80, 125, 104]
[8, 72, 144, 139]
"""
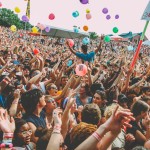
[0, 110, 15, 133]
[53, 108, 62, 126]
[104, 105, 135, 135]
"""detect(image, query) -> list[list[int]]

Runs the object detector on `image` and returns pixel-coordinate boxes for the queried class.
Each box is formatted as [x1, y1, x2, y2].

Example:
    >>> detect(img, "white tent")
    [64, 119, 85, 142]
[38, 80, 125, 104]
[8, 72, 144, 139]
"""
[143, 40, 150, 46]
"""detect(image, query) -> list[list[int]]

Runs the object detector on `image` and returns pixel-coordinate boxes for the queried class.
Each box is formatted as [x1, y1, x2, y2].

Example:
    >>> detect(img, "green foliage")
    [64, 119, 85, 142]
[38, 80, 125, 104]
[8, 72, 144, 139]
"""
[89, 32, 98, 39]
[0, 8, 32, 30]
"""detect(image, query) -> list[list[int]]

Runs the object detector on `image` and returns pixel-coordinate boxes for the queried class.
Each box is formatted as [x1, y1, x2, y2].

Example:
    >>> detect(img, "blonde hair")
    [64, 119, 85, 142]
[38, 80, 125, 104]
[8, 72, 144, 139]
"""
[104, 103, 123, 120]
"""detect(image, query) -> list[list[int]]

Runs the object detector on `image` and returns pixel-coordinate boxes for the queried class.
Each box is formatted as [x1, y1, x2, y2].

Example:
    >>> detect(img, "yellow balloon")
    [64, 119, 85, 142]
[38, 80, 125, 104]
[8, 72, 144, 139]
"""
[14, 7, 21, 13]
[86, 9, 90, 13]
[32, 26, 38, 33]
[10, 25, 17, 32]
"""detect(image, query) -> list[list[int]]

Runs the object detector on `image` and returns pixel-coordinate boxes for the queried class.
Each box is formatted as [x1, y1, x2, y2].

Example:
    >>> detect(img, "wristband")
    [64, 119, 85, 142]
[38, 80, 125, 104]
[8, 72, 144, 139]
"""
[92, 132, 102, 141]
[3, 79, 8, 84]
[0, 143, 13, 148]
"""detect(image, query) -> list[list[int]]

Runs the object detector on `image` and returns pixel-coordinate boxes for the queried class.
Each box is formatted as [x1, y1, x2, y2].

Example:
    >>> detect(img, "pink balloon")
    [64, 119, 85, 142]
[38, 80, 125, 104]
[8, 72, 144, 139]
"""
[40, 24, 45, 30]
[0, 2, 2, 7]
[75, 64, 87, 76]
[86, 13, 92, 20]
[67, 39, 74, 48]
[49, 13, 55, 20]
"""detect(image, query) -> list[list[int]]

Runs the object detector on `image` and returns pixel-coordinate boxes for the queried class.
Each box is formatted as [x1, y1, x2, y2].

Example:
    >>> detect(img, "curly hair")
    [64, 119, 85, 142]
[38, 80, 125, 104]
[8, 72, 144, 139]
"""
[81, 103, 101, 125]
[70, 122, 97, 150]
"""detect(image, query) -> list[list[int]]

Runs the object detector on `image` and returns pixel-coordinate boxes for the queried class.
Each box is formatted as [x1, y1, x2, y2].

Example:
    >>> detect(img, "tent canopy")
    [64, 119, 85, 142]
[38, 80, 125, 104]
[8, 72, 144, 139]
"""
[111, 35, 128, 41]
[41, 26, 89, 39]
[142, 40, 150, 46]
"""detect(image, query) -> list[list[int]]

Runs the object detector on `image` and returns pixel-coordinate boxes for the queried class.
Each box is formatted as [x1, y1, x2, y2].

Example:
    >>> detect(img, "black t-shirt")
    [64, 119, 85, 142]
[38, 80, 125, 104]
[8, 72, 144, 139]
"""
[126, 120, 145, 148]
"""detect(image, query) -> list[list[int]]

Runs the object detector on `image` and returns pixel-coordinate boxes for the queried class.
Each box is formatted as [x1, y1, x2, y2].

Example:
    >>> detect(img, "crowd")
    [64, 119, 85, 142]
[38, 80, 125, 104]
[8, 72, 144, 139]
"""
[0, 26, 149, 150]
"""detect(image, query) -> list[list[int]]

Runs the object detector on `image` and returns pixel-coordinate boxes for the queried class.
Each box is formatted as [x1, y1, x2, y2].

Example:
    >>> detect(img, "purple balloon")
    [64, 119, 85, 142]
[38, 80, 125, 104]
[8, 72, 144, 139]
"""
[45, 27, 50, 33]
[80, 0, 88, 4]
[115, 15, 119, 19]
[22, 15, 29, 22]
[102, 8, 108, 14]
[106, 15, 111, 20]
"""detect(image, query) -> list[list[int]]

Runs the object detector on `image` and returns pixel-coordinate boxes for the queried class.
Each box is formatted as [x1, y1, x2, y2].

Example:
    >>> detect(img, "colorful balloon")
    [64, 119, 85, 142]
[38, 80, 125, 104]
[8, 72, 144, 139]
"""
[14, 7, 21, 13]
[86, 9, 90, 13]
[39, 24, 45, 30]
[45, 26, 50, 32]
[32, 26, 38, 33]
[104, 36, 111, 42]
[83, 26, 88, 31]
[10, 25, 17, 32]
[113, 27, 119, 33]
[22, 15, 29, 22]
[102, 8, 108, 14]
[72, 11, 79, 18]
[106, 15, 111, 20]
[80, 0, 88, 4]
[33, 49, 39, 55]
[86, 13, 92, 20]
[115, 15, 119, 19]
[0, 2, 2, 7]
[67, 39, 74, 48]
[49, 13, 55, 20]
[73, 27, 79, 33]
[75, 64, 87, 76]
[82, 37, 90, 45]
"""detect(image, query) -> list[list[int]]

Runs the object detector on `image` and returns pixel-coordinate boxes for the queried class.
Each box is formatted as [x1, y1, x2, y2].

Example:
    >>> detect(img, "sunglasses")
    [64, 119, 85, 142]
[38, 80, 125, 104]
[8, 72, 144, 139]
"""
[47, 99, 55, 103]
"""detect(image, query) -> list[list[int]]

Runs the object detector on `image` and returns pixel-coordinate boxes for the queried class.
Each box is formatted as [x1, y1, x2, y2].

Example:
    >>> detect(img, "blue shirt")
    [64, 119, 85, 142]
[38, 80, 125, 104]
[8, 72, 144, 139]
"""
[75, 95, 92, 107]
[75, 51, 95, 62]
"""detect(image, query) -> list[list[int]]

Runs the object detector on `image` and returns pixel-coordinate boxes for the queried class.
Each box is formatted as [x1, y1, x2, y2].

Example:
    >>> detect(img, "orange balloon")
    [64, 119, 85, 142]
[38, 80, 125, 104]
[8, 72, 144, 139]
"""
[83, 25, 88, 31]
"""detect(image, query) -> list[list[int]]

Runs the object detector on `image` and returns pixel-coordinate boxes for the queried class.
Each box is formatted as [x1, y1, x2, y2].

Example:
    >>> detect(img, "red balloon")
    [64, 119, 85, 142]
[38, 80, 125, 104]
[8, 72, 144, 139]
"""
[67, 39, 74, 48]
[49, 13, 55, 20]
[75, 64, 87, 76]
[0, 2, 2, 7]
[33, 49, 39, 55]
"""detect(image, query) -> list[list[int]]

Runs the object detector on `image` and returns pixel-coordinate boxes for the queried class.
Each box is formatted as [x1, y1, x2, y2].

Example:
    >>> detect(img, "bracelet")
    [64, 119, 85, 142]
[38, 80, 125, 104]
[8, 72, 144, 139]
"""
[0, 143, 13, 148]
[92, 132, 102, 141]
[3, 79, 8, 84]
[12, 100, 19, 104]
[52, 132, 61, 134]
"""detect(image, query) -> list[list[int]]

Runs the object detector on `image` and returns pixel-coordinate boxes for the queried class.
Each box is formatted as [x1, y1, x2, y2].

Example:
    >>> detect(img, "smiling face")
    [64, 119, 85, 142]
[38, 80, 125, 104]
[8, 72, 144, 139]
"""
[17, 123, 32, 145]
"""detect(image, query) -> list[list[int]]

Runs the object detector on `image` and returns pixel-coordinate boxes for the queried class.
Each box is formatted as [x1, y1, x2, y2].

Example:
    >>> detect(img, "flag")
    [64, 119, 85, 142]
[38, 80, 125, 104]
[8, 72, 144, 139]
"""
[26, 0, 30, 19]
[141, 1, 150, 21]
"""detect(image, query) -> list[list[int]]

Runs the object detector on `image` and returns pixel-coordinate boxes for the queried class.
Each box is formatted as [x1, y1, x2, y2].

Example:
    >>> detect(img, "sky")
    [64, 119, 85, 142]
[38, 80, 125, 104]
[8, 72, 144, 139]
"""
[1, 0, 150, 39]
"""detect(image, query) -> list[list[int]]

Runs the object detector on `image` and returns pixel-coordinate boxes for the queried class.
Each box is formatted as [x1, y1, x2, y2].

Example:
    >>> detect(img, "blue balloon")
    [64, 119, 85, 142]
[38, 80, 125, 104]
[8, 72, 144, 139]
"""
[82, 37, 90, 45]
[127, 46, 134, 51]
[74, 28, 79, 33]
[72, 11, 79, 18]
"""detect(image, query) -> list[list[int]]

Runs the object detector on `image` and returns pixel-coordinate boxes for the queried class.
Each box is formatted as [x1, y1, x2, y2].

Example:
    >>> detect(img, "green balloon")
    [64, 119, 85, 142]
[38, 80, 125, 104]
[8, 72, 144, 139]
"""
[113, 27, 119, 33]
[104, 36, 111, 42]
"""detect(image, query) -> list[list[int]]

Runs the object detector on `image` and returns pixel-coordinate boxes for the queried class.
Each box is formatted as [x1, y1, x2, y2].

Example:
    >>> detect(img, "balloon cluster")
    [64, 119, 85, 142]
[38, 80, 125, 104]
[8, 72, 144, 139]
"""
[86, 9, 92, 20]
[102, 8, 119, 20]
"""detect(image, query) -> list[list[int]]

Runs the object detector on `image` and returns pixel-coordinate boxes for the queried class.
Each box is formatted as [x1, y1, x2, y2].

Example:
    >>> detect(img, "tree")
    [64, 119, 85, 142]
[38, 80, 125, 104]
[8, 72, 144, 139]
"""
[89, 32, 98, 40]
[0, 8, 32, 30]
